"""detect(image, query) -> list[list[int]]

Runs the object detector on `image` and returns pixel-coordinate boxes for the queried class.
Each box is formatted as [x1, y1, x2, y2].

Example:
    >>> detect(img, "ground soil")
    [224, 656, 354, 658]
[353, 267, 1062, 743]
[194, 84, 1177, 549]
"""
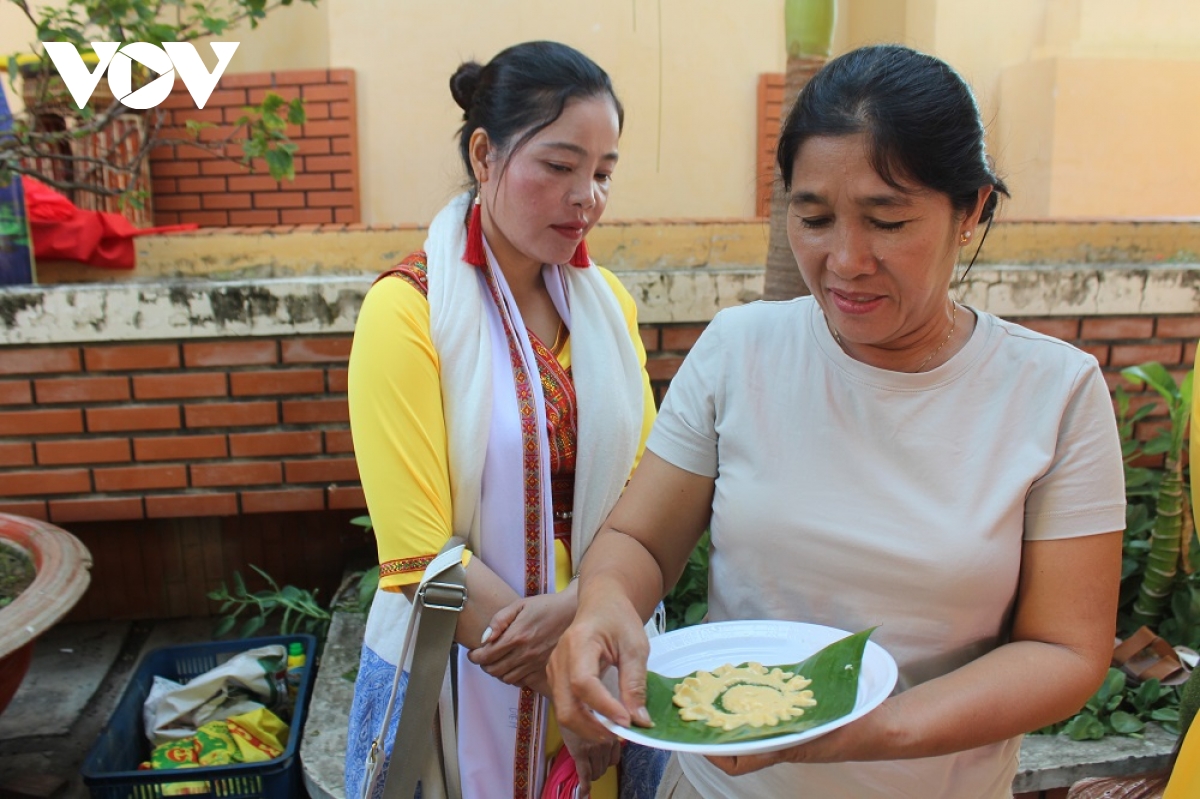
[0, 544, 35, 608]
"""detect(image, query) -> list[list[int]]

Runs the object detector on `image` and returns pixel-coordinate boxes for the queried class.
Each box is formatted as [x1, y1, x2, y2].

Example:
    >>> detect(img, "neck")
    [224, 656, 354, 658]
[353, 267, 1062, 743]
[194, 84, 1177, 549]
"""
[830, 301, 966, 373]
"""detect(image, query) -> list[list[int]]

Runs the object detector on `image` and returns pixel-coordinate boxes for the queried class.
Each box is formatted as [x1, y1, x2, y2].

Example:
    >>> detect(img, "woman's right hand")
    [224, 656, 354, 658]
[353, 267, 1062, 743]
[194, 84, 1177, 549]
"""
[548, 593, 654, 741]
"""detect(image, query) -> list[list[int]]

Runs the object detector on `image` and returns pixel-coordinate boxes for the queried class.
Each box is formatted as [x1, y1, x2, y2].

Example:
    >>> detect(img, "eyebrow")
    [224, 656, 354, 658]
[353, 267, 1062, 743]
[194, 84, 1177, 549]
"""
[790, 190, 912, 208]
[537, 141, 619, 162]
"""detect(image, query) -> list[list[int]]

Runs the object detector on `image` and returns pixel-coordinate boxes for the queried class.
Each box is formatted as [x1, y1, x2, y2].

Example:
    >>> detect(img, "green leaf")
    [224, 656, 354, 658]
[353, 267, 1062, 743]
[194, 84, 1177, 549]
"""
[683, 602, 708, 627]
[637, 628, 873, 746]
[1064, 712, 1106, 741]
[265, 147, 295, 181]
[213, 615, 238, 637]
[1109, 711, 1145, 734]
[1151, 707, 1180, 723]
[287, 97, 306, 126]
[240, 615, 266, 638]
[350, 515, 374, 530]
[232, 571, 247, 597]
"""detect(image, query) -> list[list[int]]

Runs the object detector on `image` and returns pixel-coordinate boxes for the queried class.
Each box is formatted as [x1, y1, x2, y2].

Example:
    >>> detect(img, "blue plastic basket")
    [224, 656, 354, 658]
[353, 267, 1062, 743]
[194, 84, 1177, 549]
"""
[81, 634, 318, 799]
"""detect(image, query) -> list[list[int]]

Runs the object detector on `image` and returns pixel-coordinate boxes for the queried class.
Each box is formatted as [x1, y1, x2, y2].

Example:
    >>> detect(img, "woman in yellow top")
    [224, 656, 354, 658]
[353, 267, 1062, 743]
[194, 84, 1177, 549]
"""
[344, 41, 661, 799]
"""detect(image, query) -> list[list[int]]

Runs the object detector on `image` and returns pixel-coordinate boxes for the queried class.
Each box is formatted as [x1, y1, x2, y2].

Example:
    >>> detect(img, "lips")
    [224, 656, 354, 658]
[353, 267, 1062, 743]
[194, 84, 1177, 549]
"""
[550, 221, 587, 240]
[828, 288, 886, 315]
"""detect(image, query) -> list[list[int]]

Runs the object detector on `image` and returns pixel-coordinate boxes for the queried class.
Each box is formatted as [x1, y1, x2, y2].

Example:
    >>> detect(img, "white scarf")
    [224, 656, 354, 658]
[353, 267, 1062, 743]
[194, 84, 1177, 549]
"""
[363, 192, 644, 799]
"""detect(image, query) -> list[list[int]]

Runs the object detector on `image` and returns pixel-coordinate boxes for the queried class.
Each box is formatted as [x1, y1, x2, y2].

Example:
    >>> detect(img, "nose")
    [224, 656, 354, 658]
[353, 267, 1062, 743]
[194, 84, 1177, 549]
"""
[569, 177, 597, 209]
[827, 222, 876, 279]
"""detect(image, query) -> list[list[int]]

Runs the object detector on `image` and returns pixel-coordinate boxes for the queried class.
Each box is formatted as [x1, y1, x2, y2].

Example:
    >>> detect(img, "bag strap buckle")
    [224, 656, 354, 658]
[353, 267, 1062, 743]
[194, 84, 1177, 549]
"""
[419, 580, 468, 612]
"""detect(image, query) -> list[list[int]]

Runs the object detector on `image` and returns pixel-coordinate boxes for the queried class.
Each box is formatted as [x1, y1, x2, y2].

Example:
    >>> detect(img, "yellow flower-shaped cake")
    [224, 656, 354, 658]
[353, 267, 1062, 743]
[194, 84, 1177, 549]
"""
[671, 662, 817, 731]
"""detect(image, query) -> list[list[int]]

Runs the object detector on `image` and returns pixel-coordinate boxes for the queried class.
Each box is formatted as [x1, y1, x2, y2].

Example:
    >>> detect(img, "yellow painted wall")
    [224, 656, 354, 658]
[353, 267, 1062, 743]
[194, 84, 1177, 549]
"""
[4, 0, 1199, 223]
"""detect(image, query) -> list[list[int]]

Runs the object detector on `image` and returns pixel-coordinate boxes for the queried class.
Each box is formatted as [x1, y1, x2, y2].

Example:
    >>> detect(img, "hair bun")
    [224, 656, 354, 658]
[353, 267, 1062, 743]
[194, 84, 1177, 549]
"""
[450, 61, 483, 113]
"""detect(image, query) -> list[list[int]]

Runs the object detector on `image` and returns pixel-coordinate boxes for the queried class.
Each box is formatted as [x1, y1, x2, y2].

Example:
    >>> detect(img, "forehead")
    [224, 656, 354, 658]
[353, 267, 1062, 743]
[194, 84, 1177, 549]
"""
[789, 134, 937, 204]
[520, 96, 620, 152]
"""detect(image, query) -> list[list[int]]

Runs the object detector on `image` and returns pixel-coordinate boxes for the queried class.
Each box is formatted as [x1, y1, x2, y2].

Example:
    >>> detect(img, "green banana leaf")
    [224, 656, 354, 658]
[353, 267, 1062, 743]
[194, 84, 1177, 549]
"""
[636, 628, 874, 745]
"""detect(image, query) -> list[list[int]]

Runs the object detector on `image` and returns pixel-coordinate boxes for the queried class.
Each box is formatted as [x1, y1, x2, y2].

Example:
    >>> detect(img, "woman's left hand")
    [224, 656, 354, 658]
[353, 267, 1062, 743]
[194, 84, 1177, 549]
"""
[561, 726, 621, 798]
[707, 702, 897, 775]
[468, 588, 577, 689]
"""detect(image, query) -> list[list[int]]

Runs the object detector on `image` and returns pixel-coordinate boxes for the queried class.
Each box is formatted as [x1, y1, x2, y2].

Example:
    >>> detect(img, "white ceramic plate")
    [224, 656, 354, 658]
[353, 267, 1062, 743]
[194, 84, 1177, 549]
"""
[597, 620, 898, 756]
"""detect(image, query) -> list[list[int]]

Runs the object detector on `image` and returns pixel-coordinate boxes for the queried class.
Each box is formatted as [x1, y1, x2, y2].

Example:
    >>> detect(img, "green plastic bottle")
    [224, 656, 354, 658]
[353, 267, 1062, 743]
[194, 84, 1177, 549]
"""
[286, 641, 306, 703]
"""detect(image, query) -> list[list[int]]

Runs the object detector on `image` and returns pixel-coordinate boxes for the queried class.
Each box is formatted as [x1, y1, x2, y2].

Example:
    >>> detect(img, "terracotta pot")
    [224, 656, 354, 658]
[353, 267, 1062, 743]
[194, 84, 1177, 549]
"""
[0, 514, 93, 714]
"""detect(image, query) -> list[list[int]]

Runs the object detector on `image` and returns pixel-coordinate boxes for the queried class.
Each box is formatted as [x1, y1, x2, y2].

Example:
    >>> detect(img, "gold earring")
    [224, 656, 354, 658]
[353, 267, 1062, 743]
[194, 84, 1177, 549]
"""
[959, 230, 972, 245]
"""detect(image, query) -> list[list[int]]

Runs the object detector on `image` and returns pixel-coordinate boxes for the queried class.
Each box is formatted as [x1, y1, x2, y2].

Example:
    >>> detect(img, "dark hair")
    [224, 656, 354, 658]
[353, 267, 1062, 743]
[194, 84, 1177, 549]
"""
[450, 41, 623, 188]
[776, 45, 1008, 226]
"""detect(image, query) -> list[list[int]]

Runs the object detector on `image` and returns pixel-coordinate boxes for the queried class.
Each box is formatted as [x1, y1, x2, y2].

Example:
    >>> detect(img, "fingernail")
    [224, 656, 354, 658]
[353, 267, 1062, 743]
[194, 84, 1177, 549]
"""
[480, 626, 492, 645]
[635, 707, 653, 727]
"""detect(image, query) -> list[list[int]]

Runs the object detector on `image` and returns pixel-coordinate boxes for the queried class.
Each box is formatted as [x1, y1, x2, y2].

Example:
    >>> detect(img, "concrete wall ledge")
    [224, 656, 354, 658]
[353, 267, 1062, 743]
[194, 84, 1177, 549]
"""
[300, 609, 1177, 799]
[3, 264, 1199, 346]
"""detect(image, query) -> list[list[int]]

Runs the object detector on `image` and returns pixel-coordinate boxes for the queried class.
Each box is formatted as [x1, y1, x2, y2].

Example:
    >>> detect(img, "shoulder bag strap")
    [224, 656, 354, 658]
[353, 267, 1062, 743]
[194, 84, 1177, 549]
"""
[378, 536, 467, 799]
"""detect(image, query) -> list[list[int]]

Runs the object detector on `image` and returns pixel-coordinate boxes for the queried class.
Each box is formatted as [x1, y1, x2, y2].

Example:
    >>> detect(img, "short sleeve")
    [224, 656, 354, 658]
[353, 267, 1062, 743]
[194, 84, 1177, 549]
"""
[645, 313, 724, 478]
[1024, 358, 1126, 540]
[348, 275, 454, 588]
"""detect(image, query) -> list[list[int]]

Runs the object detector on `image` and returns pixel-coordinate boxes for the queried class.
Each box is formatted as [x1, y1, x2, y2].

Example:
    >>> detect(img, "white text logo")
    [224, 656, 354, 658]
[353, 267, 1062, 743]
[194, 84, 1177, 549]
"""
[42, 41, 239, 110]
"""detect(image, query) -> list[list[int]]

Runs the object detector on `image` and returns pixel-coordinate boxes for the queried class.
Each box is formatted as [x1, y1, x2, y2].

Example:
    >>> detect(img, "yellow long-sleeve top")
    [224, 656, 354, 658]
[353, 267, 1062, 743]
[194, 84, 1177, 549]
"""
[348, 255, 656, 594]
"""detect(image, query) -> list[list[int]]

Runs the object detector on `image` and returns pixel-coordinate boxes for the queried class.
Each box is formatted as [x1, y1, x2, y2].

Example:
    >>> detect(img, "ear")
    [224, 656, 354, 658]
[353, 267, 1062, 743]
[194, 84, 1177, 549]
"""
[960, 185, 994, 240]
[468, 129, 493, 185]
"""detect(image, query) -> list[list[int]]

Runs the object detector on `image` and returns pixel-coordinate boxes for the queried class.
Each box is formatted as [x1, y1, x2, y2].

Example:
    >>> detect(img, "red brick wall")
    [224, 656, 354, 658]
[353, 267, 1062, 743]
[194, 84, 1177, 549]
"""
[150, 69, 360, 227]
[1, 314, 1195, 619]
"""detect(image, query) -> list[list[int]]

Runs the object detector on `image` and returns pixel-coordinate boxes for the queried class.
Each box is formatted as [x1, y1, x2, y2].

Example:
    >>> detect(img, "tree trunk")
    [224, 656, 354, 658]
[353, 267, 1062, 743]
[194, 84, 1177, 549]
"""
[763, 55, 825, 301]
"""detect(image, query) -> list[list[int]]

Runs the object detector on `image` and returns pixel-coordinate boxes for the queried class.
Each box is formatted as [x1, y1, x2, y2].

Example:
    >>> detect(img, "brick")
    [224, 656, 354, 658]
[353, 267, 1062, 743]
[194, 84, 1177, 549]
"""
[87, 406, 181, 432]
[230, 369, 324, 396]
[37, 438, 131, 466]
[328, 69, 354, 84]
[185, 401, 278, 428]
[35, 376, 130, 403]
[1080, 317, 1155, 340]
[152, 178, 178, 195]
[333, 173, 355, 190]
[330, 101, 352, 119]
[302, 101, 330, 120]
[205, 88, 249, 107]
[285, 457, 359, 483]
[146, 492, 239, 518]
[331, 138, 355, 155]
[1015, 318, 1080, 341]
[0, 409, 83, 436]
[177, 177, 228, 193]
[49, 497, 144, 523]
[293, 138, 332, 156]
[282, 398, 349, 424]
[152, 161, 201, 177]
[274, 69, 331, 86]
[133, 373, 228, 400]
[254, 193, 307, 209]
[0, 380, 32, 404]
[0, 347, 81, 375]
[1186, 340, 1198, 366]
[83, 344, 180, 372]
[184, 341, 277, 367]
[175, 107, 226, 124]
[1111, 343, 1183, 368]
[155, 195, 203, 211]
[288, 174, 333, 191]
[324, 430, 354, 454]
[334, 208, 359, 224]
[229, 210, 281, 226]
[248, 86, 301, 104]
[191, 461, 282, 487]
[303, 120, 352, 138]
[0, 442, 34, 467]
[639, 327, 660, 352]
[303, 155, 355, 172]
[326, 368, 348, 393]
[281, 338, 352, 363]
[1079, 344, 1110, 366]
[134, 434, 228, 462]
[0, 500, 48, 520]
[94, 464, 187, 492]
[0, 469, 91, 496]
[327, 485, 366, 509]
[178, 211, 229, 226]
[645, 357, 684, 382]
[1157, 316, 1200, 339]
[281, 208, 334, 225]
[307, 191, 356, 208]
[302, 84, 351, 102]
[218, 72, 275, 89]
[200, 161, 250, 176]
[229, 431, 322, 457]
[241, 488, 324, 514]
[155, 212, 181, 225]
[661, 326, 706, 351]
[228, 175, 280, 192]
[203, 193, 253, 210]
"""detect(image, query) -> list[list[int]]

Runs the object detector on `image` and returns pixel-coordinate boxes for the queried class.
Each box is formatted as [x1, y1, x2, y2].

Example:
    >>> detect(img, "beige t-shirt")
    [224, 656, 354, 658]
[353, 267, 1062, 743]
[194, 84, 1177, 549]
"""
[647, 298, 1125, 799]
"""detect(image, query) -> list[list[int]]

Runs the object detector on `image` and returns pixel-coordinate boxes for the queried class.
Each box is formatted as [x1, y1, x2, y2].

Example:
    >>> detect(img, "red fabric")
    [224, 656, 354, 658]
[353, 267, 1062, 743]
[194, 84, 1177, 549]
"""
[22, 177, 198, 270]
[540, 744, 581, 799]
